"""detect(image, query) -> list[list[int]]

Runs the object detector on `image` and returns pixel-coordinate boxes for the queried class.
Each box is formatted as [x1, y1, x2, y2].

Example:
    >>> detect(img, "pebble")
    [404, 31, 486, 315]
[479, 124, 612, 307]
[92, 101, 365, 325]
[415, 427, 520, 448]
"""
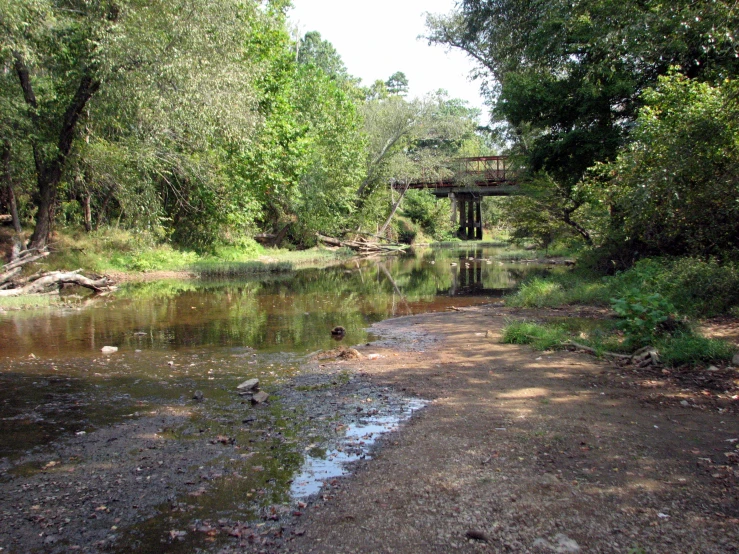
[237, 379, 260, 392]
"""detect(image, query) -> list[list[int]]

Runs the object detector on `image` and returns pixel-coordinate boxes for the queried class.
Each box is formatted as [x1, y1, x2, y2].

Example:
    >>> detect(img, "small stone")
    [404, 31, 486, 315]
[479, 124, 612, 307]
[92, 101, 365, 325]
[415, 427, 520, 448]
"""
[193, 390, 204, 402]
[466, 530, 490, 542]
[251, 391, 269, 404]
[237, 379, 260, 392]
[680, 400, 690, 407]
[101, 346, 118, 354]
[707, 365, 719, 372]
[732, 353, 739, 366]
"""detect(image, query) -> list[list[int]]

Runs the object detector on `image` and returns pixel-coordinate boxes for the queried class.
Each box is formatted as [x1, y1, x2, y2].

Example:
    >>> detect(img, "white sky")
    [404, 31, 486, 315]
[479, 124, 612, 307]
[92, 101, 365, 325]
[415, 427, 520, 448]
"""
[288, 0, 489, 121]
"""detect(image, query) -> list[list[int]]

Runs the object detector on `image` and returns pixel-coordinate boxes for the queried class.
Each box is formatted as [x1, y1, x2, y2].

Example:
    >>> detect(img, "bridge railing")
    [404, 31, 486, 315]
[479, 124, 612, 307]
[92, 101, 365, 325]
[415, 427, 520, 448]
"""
[407, 156, 511, 188]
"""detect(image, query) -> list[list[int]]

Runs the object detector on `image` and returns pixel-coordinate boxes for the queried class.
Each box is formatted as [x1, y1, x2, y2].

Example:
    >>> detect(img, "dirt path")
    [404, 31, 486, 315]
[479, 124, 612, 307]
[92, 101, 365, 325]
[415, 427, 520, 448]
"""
[279, 305, 739, 553]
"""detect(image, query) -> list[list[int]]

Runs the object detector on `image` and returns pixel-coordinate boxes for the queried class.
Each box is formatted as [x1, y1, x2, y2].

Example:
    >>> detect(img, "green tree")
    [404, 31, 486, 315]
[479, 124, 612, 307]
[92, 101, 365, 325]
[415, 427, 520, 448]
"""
[600, 74, 739, 258]
[385, 71, 409, 96]
[0, 0, 272, 249]
[426, 0, 739, 244]
[297, 31, 348, 81]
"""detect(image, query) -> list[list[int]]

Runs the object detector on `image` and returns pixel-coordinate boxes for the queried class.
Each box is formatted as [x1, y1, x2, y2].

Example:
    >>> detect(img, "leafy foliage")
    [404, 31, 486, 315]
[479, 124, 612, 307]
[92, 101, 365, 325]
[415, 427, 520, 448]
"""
[600, 75, 739, 258]
[611, 291, 674, 348]
[427, 1, 739, 257]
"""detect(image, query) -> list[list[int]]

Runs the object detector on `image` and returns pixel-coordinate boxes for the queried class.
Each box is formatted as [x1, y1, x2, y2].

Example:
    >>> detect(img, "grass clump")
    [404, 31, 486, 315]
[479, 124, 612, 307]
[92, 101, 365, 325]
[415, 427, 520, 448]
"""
[506, 274, 610, 308]
[656, 333, 736, 367]
[195, 261, 294, 278]
[502, 321, 568, 350]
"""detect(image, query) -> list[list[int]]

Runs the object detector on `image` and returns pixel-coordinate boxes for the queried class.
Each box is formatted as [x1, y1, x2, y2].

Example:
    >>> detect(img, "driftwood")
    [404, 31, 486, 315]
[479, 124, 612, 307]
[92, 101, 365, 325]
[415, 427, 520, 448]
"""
[563, 340, 660, 366]
[0, 270, 114, 297]
[317, 234, 408, 254]
[563, 340, 633, 360]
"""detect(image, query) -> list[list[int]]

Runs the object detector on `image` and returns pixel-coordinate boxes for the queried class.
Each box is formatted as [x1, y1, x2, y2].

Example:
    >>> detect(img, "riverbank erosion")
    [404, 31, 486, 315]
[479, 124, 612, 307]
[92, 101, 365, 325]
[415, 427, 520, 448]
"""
[278, 306, 739, 553]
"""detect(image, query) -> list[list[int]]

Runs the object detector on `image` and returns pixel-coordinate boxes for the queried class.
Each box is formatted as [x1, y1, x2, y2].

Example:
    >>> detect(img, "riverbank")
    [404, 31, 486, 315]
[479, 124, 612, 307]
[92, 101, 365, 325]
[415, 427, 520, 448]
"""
[272, 305, 739, 553]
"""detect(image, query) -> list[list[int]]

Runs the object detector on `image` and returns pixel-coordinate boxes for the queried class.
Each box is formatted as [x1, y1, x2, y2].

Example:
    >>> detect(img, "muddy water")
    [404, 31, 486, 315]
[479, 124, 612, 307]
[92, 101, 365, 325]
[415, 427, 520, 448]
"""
[0, 246, 546, 552]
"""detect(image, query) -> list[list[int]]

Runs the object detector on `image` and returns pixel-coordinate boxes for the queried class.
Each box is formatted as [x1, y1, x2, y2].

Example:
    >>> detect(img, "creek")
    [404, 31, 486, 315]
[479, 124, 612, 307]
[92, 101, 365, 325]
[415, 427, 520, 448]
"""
[0, 245, 551, 552]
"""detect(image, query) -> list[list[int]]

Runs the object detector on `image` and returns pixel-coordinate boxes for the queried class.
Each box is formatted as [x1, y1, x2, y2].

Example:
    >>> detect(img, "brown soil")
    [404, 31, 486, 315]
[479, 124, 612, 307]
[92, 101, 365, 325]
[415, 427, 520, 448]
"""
[278, 305, 739, 553]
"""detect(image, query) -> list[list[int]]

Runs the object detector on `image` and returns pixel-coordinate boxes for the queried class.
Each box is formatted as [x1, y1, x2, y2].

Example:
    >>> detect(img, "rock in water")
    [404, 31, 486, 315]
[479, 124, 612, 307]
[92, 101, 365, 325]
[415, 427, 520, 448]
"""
[101, 346, 118, 354]
[237, 378, 260, 392]
[251, 391, 269, 405]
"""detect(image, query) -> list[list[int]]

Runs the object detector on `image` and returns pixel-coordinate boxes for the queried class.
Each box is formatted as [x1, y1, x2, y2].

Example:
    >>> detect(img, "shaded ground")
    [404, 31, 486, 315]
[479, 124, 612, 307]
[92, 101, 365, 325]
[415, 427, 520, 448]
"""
[274, 305, 739, 553]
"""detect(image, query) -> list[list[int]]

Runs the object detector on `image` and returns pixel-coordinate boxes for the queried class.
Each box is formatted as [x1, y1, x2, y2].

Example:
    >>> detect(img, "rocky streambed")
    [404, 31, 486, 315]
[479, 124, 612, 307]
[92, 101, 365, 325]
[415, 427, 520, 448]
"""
[0, 347, 425, 553]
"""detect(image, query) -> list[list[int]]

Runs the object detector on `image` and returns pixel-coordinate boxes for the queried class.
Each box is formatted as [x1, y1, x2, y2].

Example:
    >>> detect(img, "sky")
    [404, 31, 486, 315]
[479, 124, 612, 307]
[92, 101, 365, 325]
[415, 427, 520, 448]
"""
[288, 0, 489, 120]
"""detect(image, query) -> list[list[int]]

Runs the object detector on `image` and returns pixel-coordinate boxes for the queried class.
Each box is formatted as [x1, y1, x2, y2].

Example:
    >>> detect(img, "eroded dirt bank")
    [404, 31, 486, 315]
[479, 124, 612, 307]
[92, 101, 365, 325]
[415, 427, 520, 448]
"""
[276, 305, 739, 553]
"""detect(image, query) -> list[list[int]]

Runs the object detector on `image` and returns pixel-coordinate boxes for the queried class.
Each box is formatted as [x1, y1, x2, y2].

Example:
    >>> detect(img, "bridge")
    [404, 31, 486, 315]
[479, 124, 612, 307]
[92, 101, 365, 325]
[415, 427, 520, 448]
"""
[394, 156, 516, 241]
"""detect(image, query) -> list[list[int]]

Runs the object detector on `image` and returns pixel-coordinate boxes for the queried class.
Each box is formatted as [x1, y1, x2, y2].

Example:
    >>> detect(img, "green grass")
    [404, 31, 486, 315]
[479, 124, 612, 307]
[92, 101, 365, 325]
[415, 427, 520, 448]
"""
[194, 261, 294, 278]
[656, 333, 736, 367]
[502, 321, 569, 350]
[0, 294, 65, 310]
[38, 228, 355, 277]
[502, 319, 736, 368]
[506, 275, 611, 308]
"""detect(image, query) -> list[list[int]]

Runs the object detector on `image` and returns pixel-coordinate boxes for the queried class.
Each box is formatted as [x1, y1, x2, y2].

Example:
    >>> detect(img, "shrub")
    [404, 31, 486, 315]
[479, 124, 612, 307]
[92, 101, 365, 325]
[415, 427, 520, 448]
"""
[611, 290, 675, 348]
[610, 258, 739, 317]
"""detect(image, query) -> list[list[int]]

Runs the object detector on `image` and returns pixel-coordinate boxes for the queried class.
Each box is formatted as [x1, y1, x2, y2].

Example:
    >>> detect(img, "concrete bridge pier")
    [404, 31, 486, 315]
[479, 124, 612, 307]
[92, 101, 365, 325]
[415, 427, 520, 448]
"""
[453, 193, 483, 240]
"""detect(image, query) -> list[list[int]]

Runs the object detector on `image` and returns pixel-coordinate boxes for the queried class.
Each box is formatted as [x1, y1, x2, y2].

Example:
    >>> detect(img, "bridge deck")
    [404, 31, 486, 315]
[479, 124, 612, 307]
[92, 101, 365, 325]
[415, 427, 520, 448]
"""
[395, 156, 517, 197]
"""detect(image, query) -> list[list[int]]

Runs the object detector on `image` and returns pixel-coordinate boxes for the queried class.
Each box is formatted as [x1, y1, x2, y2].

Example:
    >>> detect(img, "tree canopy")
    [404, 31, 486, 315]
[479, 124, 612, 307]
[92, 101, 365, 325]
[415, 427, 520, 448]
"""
[0, 2, 486, 252]
[427, 0, 739, 260]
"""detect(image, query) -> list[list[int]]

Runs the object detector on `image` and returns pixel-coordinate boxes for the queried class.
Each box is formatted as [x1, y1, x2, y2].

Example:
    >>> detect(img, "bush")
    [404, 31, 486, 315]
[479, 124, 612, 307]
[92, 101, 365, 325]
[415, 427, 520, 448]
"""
[610, 258, 739, 317]
[611, 290, 674, 348]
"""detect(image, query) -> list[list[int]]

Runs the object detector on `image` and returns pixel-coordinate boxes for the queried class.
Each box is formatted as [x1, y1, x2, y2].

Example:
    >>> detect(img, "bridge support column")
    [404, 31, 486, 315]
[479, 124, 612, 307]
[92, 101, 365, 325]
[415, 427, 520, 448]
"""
[449, 193, 457, 226]
[458, 197, 466, 237]
[466, 199, 474, 240]
[475, 201, 483, 240]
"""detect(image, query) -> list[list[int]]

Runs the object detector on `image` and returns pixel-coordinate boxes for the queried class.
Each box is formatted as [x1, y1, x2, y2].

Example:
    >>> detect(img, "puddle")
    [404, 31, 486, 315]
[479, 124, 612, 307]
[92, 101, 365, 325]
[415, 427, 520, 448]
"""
[291, 399, 426, 498]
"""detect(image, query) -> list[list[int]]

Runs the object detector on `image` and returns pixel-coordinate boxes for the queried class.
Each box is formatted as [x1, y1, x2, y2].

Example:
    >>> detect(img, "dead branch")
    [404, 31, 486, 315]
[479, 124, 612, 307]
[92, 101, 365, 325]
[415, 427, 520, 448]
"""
[563, 340, 633, 360]
[2, 251, 49, 272]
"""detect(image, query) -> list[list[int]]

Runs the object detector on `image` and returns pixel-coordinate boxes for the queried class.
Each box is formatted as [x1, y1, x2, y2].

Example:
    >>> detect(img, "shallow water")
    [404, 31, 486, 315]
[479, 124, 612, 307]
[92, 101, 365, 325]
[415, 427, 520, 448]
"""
[0, 246, 551, 552]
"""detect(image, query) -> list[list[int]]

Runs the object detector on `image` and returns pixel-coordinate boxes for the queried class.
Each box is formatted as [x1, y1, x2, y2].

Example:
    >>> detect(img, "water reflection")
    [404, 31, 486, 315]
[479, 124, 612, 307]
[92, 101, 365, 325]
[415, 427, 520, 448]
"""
[0, 246, 539, 359]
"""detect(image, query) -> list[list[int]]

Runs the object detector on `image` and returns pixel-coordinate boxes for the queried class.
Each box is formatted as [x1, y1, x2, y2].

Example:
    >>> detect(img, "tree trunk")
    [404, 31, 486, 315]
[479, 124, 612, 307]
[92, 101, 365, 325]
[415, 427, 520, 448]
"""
[82, 193, 92, 232]
[378, 182, 410, 236]
[14, 52, 100, 249]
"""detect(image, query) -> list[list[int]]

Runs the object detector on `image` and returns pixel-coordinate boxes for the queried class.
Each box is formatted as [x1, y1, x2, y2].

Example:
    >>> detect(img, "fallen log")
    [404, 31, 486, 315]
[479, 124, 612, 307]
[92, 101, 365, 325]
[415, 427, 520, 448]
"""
[0, 271, 114, 297]
[0, 266, 22, 286]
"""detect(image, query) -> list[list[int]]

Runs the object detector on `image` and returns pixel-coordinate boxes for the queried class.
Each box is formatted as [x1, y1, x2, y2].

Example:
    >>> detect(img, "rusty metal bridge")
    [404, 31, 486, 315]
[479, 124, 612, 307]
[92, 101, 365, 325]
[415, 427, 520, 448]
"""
[394, 156, 516, 240]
